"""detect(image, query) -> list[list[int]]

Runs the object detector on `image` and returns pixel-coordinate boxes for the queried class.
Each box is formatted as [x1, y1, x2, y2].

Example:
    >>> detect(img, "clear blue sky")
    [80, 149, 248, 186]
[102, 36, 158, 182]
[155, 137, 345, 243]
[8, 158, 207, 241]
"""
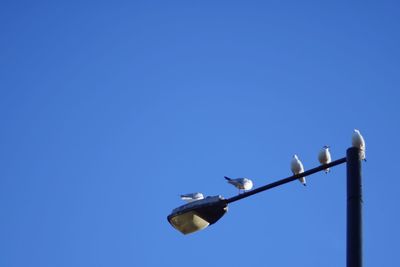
[1, 1, 399, 266]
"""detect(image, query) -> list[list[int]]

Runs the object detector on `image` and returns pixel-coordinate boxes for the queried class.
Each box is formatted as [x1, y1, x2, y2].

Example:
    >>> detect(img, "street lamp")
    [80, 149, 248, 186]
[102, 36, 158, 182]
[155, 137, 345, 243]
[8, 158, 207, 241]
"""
[167, 195, 228, 235]
[167, 147, 363, 267]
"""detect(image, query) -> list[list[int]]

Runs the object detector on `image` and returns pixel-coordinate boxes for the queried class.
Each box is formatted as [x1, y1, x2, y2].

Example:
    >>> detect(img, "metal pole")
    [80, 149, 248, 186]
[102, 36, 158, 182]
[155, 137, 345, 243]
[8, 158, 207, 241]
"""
[347, 147, 363, 267]
[225, 157, 347, 204]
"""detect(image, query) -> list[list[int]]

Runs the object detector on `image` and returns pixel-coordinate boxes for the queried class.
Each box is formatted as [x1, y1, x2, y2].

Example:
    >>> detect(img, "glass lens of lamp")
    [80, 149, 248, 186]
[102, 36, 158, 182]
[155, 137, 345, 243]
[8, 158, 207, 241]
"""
[169, 211, 210, 235]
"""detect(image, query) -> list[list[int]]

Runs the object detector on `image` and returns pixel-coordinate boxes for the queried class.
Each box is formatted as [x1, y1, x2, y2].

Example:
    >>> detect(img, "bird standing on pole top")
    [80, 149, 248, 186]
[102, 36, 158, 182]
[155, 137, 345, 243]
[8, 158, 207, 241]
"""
[318, 145, 332, 173]
[352, 129, 366, 161]
[291, 155, 306, 186]
[224, 176, 253, 194]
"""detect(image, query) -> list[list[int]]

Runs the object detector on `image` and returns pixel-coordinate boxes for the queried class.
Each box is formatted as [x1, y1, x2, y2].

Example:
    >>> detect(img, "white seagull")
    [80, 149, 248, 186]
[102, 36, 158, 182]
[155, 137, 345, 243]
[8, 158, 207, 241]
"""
[291, 154, 306, 186]
[318, 145, 332, 173]
[224, 176, 253, 194]
[180, 192, 204, 203]
[352, 129, 366, 161]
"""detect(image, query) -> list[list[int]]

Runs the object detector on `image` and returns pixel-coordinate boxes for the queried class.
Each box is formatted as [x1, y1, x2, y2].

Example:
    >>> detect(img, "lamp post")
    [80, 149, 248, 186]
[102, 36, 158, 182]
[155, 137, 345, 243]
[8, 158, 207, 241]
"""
[167, 147, 363, 267]
[347, 147, 363, 267]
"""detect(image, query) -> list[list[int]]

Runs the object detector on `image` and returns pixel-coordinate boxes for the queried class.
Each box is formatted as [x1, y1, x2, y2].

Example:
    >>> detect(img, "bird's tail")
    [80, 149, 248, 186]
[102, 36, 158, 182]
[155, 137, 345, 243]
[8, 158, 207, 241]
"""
[224, 176, 232, 181]
[361, 150, 366, 161]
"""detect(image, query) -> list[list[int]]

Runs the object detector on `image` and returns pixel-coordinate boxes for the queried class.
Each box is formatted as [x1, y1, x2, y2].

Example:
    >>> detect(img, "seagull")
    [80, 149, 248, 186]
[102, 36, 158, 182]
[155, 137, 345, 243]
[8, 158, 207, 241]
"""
[291, 154, 306, 186]
[180, 192, 204, 203]
[318, 145, 332, 173]
[224, 176, 253, 194]
[352, 129, 366, 161]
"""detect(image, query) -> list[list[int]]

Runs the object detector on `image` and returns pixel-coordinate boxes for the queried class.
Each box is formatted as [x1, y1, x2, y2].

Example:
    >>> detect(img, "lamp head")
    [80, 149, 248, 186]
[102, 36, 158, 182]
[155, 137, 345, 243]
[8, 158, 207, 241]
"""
[167, 196, 228, 235]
